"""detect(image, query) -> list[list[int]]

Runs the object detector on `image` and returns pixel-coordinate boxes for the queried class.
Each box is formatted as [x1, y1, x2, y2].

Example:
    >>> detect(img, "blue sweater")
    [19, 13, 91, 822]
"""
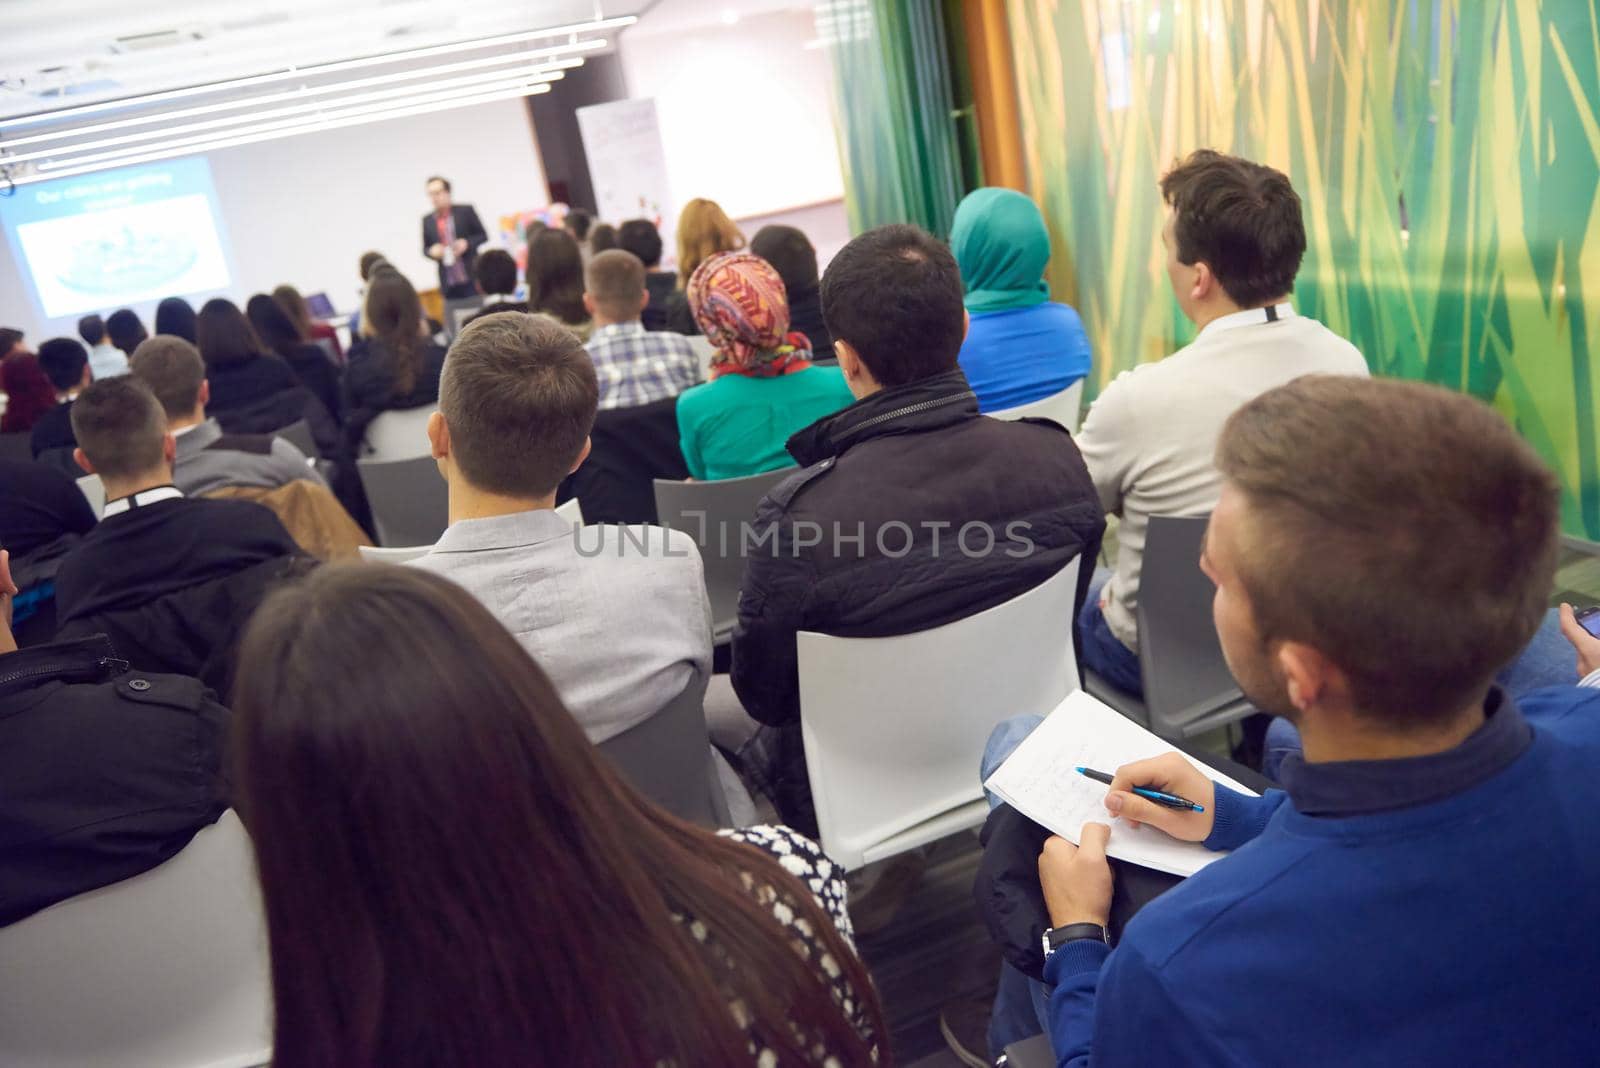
[957, 303, 1092, 413]
[1045, 689, 1600, 1065]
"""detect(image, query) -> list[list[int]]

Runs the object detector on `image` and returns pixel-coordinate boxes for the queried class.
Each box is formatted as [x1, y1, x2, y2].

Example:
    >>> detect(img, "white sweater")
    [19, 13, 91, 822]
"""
[1077, 304, 1369, 650]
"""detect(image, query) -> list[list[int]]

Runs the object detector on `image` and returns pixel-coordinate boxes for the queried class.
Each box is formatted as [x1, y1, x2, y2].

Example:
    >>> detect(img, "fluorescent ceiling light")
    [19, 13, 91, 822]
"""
[37, 74, 553, 173]
[11, 81, 554, 186]
[5, 63, 571, 165]
[4, 14, 634, 129]
[0, 42, 596, 151]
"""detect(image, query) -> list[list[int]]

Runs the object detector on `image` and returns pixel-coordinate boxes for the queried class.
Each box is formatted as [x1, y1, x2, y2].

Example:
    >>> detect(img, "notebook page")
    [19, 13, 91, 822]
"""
[983, 690, 1260, 878]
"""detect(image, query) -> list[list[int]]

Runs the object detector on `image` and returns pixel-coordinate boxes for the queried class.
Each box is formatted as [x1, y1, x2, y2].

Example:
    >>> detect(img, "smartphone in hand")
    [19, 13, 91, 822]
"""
[1576, 605, 1600, 639]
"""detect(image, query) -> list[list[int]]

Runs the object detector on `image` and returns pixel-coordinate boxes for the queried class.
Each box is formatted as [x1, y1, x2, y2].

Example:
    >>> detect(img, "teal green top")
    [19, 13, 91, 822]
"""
[675, 365, 855, 481]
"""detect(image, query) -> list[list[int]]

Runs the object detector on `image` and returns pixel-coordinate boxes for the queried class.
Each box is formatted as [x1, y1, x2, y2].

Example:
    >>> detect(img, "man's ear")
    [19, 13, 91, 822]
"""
[198, 379, 211, 410]
[162, 433, 176, 466]
[568, 436, 592, 475]
[73, 447, 96, 476]
[1277, 641, 1335, 716]
[834, 339, 861, 379]
[582, 292, 597, 318]
[1191, 261, 1216, 304]
[962, 307, 971, 342]
[427, 410, 450, 462]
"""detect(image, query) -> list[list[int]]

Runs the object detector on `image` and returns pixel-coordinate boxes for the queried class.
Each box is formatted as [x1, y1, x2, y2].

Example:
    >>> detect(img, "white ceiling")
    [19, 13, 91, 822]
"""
[0, 1, 656, 124]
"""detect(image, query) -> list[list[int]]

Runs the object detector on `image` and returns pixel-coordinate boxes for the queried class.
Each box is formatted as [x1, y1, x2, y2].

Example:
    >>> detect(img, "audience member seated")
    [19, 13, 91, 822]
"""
[271, 284, 343, 360]
[412, 313, 711, 744]
[618, 218, 678, 331]
[0, 549, 231, 928]
[75, 314, 130, 381]
[0, 329, 25, 360]
[1022, 375, 1600, 1065]
[105, 308, 148, 357]
[231, 563, 882, 1065]
[527, 228, 593, 341]
[52, 377, 305, 691]
[346, 250, 391, 339]
[730, 225, 1106, 833]
[0, 457, 97, 642]
[30, 338, 92, 465]
[584, 249, 700, 409]
[1, 354, 57, 434]
[247, 293, 343, 420]
[196, 297, 338, 457]
[130, 335, 325, 496]
[664, 198, 745, 334]
[588, 221, 618, 254]
[154, 296, 198, 344]
[950, 187, 1092, 412]
[462, 248, 529, 324]
[564, 206, 594, 245]
[1076, 150, 1367, 697]
[750, 224, 834, 362]
[343, 269, 448, 454]
[675, 253, 852, 482]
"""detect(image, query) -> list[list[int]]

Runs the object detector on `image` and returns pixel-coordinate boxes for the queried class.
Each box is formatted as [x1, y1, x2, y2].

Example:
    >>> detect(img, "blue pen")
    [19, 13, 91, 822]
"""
[1076, 766, 1205, 813]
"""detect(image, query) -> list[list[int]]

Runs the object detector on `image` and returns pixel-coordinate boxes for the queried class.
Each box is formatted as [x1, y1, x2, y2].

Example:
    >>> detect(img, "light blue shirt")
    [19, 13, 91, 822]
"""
[957, 302, 1091, 413]
[87, 342, 129, 381]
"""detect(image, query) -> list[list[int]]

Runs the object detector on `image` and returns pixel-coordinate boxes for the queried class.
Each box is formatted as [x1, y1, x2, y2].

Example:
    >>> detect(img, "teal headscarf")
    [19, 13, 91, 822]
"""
[949, 187, 1052, 314]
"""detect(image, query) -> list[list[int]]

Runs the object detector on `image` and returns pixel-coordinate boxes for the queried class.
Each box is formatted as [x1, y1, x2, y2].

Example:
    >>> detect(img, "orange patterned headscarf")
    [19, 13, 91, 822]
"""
[687, 251, 814, 378]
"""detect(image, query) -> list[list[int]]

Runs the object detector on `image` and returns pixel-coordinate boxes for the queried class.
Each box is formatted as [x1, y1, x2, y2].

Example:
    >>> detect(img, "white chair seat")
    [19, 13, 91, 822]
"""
[77, 473, 106, 518]
[361, 404, 435, 461]
[797, 558, 1083, 871]
[0, 811, 271, 1068]
[991, 380, 1085, 432]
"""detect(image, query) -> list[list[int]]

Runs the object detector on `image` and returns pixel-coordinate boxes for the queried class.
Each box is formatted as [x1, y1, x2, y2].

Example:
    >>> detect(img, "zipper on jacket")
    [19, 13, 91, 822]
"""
[832, 390, 977, 447]
[0, 655, 128, 691]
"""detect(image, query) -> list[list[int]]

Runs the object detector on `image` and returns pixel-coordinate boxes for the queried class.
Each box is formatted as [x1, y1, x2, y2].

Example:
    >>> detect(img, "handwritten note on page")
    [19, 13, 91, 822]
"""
[983, 690, 1259, 878]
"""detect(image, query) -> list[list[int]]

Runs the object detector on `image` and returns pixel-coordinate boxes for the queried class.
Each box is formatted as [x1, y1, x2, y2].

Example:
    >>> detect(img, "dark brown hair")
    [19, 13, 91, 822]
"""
[1216, 375, 1560, 724]
[440, 314, 597, 497]
[359, 271, 425, 397]
[130, 335, 206, 420]
[1159, 149, 1306, 308]
[357, 250, 388, 281]
[196, 298, 267, 369]
[271, 285, 316, 339]
[245, 294, 308, 361]
[473, 248, 518, 296]
[588, 222, 618, 253]
[231, 564, 885, 1067]
[526, 228, 589, 326]
[584, 249, 647, 321]
[70, 375, 167, 479]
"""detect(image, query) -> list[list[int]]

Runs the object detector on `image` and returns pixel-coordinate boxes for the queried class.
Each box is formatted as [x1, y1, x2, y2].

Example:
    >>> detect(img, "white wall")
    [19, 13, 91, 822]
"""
[618, 5, 844, 221]
[0, 97, 545, 342]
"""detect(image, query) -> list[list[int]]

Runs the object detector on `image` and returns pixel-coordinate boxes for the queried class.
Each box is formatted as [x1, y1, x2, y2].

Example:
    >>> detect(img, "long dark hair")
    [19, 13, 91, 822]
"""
[271, 285, 316, 339]
[232, 565, 885, 1068]
[195, 298, 268, 368]
[155, 297, 198, 344]
[358, 271, 424, 396]
[245, 294, 307, 361]
[526, 228, 588, 326]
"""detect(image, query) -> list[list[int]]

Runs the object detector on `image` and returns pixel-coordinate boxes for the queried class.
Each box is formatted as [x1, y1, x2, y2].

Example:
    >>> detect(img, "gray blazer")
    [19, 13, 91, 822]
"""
[410, 509, 713, 743]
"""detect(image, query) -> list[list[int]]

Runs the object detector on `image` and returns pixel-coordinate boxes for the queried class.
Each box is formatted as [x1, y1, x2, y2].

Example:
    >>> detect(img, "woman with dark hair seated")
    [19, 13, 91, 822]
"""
[195, 298, 339, 457]
[154, 297, 198, 344]
[342, 269, 447, 453]
[271, 284, 343, 360]
[245, 294, 342, 422]
[526, 228, 592, 341]
[232, 564, 885, 1067]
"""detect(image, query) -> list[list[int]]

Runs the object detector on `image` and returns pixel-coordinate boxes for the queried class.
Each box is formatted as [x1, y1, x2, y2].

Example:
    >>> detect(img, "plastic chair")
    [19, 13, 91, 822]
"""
[273, 419, 318, 460]
[686, 335, 716, 382]
[77, 473, 105, 518]
[357, 453, 447, 547]
[0, 811, 271, 1068]
[360, 404, 435, 460]
[991, 379, 1085, 432]
[1001, 1033, 1054, 1068]
[796, 558, 1082, 871]
[654, 468, 794, 642]
[1088, 515, 1252, 738]
[597, 675, 729, 828]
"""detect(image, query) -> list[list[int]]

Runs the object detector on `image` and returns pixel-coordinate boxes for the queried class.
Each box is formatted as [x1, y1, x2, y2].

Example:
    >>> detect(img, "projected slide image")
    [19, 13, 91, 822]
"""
[1, 157, 234, 319]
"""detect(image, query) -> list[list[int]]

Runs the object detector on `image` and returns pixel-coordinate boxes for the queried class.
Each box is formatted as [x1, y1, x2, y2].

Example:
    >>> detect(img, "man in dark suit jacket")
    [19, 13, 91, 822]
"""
[422, 176, 489, 300]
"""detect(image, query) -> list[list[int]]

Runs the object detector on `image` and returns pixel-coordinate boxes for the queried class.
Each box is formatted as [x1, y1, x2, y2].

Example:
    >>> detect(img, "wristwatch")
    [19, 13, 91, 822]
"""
[1042, 922, 1111, 959]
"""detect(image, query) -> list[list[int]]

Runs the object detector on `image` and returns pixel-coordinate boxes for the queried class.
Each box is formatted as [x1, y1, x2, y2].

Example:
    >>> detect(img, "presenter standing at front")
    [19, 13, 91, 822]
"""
[422, 176, 488, 300]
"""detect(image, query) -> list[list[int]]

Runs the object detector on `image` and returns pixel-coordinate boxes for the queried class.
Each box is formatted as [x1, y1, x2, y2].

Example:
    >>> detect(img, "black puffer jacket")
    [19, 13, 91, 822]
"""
[730, 368, 1105, 833]
[0, 635, 230, 927]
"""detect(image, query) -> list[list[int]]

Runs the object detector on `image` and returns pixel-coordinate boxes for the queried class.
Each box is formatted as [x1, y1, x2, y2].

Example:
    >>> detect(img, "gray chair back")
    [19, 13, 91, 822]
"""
[357, 454, 448, 548]
[653, 467, 794, 641]
[274, 419, 318, 459]
[1136, 514, 1251, 738]
[597, 675, 727, 827]
[1002, 1034, 1054, 1068]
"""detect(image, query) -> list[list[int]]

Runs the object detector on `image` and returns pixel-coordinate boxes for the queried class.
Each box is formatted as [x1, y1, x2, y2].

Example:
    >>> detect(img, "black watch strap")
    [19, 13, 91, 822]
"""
[1044, 922, 1111, 954]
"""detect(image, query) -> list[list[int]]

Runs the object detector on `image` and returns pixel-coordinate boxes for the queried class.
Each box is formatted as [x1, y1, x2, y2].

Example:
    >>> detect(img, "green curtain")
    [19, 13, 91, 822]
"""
[821, 0, 969, 236]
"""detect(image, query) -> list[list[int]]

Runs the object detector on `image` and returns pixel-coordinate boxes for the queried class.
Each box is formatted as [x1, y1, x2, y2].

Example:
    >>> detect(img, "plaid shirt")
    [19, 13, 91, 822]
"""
[584, 321, 703, 409]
